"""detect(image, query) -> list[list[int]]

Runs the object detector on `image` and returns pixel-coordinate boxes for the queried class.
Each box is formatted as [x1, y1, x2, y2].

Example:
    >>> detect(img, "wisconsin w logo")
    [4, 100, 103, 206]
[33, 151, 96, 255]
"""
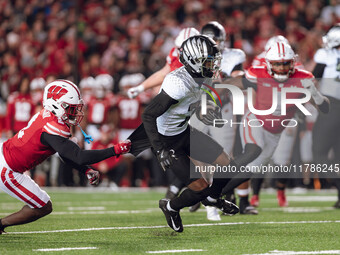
[47, 85, 68, 100]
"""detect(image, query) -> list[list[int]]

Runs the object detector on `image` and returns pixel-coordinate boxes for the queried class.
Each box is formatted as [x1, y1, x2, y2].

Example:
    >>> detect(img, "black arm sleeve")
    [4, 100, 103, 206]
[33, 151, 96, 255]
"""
[41, 132, 116, 166]
[312, 63, 326, 78]
[242, 77, 257, 91]
[142, 89, 178, 151]
[231, 63, 243, 73]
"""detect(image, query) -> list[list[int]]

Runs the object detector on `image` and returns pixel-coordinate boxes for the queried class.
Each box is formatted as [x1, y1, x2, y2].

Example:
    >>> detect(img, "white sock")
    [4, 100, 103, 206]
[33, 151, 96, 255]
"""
[169, 185, 179, 195]
[206, 196, 217, 203]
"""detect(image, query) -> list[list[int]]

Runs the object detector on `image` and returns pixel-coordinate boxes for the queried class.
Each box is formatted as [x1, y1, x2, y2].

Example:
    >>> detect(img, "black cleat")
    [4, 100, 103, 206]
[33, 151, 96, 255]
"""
[333, 200, 340, 209]
[159, 199, 183, 232]
[240, 205, 258, 215]
[189, 202, 201, 213]
[202, 198, 239, 216]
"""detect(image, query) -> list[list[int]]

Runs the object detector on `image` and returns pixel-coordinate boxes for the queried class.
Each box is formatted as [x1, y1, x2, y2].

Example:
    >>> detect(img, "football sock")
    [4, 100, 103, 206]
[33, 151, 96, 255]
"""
[208, 178, 230, 199]
[239, 196, 249, 209]
[170, 187, 210, 211]
[0, 218, 5, 231]
[252, 178, 264, 195]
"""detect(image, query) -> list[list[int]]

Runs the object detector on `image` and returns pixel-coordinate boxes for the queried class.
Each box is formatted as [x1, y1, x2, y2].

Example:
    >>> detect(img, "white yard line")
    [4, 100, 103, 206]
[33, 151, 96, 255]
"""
[146, 249, 205, 253]
[243, 250, 340, 255]
[10, 220, 340, 235]
[32, 247, 98, 252]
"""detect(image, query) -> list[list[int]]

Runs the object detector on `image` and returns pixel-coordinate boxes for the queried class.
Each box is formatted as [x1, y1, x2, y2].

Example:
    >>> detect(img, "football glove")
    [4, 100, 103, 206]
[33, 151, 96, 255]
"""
[157, 149, 177, 171]
[127, 85, 144, 99]
[113, 140, 131, 155]
[301, 79, 324, 105]
[196, 100, 223, 127]
[85, 169, 100, 186]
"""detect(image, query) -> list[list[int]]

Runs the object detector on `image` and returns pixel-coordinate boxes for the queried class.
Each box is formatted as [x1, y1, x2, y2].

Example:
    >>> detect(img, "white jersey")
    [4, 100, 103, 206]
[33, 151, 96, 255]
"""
[314, 48, 340, 100]
[220, 48, 246, 77]
[157, 66, 211, 136]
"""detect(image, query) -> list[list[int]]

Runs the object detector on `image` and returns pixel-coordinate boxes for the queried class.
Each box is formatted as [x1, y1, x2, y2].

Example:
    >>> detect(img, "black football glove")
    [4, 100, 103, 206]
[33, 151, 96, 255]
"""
[156, 149, 177, 171]
[196, 100, 223, 127]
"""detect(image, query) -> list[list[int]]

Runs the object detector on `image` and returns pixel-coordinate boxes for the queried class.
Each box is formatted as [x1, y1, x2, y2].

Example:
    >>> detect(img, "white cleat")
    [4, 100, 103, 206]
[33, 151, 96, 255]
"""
[206, 206, 221, 221]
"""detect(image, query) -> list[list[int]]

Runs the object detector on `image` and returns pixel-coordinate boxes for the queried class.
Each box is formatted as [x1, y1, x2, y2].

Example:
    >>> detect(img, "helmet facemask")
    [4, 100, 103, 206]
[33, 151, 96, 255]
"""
[267, 60, 295, 82]
[61, 100, 84, 126]
[201, 53, 222, 78]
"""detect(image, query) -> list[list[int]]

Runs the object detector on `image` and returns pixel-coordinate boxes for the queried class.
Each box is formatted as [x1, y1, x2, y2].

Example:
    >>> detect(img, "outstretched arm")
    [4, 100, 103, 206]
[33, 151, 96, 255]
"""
[301, 79, 330, 114]
[41, 132, 131, 166]
[127, 64, 171, 98]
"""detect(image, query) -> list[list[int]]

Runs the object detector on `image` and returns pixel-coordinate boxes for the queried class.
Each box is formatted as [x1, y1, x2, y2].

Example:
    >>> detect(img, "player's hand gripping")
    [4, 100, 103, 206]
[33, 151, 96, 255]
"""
[113, 140, 131, 155]
[127, 85, 144, 99]
[85, 169, 100, 186]
[157, 149, 177, 171]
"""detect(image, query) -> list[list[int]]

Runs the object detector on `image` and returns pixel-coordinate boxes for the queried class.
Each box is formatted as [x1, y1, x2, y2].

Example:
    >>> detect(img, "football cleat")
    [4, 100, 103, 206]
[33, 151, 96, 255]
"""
[189, 202, 201, 213]
[159, 199, 183, 232]
[240, 205, 258, 215]
[202, 198, 239, 216]
[206, 206, 221, 221]
[333, 200, 340, 209]
[250, 195, 260, 207]
[277, 190, 288, 207]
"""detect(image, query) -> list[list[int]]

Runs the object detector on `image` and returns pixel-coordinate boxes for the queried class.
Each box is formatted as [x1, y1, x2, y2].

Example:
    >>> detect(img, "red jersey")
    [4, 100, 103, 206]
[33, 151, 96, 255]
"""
[116, 96, 143, 129]
[3, 109, 71, 173]
[86, 95, 113, 125]
[6, 92, 35, 133]
[246, 66, 314, 133]
[166, 47, 183, 72]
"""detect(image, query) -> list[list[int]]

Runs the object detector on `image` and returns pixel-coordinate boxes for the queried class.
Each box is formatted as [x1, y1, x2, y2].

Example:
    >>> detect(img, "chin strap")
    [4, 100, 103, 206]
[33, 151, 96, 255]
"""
[78, 125, 93, 144]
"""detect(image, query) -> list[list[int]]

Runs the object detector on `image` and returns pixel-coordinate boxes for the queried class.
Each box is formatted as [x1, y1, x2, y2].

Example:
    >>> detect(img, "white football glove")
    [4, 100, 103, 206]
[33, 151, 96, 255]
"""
[85, 169, 100, 186]
[127, 84, 144, 99]
[301, 79, 324, 105]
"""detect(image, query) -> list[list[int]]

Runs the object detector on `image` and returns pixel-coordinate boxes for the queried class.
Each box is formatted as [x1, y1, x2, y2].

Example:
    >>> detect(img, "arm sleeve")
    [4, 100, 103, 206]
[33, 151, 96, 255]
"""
[231, 63, 243, 73]
[142, 89, 178, 151]
[41, 132, 116, 166]
[312, 63, 326, 78]
[242, 76, 257, 91]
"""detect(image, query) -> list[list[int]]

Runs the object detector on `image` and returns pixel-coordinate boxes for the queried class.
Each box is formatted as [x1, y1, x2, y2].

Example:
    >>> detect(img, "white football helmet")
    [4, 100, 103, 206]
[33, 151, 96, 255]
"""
[30, 77, 46, 91]
[322, 23, 340, 49]
[43, 80, 84, 126]
[174, 27, 200, 48]
[179, 35, 221, 78]
[264, 35, 289, 51]
[95, 74, 114, 91]
[119, 73, 145, 90]
[79, 76, 96, 90]
[265, 42, 296, 82]
[201, 21, 226, 51]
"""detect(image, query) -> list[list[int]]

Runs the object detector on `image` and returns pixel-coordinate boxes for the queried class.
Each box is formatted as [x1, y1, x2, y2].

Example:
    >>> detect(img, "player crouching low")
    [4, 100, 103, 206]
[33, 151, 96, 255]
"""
[0, 80, 131, 234]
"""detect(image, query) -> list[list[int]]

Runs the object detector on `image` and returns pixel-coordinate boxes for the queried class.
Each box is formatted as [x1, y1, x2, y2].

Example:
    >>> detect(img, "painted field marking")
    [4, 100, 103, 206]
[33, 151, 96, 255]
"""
[67, 207, 106, 211]
[10, 220, 340, 235]
[52, 208, 159, 215]
[146, 249, 205, 253]
[242, 249, 340, 255]
[32, 247, 98, 252]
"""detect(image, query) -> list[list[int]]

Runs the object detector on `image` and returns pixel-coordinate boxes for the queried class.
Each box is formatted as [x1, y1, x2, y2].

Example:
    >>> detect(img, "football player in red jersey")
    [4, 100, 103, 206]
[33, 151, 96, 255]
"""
[220, 42, 329, 198]
[0, 80, 131, 234]
[5, 76, 35, 138]
[127, 27, 199, 99]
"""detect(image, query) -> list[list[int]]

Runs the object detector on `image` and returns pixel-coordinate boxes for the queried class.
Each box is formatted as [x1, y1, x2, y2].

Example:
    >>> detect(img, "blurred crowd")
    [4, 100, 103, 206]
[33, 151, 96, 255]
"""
[0, 0, 339, 188]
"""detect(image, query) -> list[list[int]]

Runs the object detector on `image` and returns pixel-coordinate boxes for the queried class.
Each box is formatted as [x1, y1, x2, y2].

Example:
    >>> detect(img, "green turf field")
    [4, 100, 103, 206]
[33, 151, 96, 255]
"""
[1, 188, 340, 255]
